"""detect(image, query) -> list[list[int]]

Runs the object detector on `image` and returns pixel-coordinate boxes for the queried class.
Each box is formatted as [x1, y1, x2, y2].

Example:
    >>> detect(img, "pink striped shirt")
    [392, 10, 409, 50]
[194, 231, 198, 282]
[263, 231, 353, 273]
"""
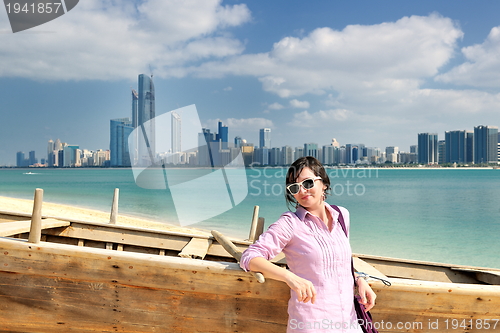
[240, 204, 362, 333]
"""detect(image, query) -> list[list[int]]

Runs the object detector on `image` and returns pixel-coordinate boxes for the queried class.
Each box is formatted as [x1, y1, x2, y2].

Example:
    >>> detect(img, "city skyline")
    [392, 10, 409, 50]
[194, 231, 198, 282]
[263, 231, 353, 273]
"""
[13, 120, 500, 168]
[3, 1, 500, 165]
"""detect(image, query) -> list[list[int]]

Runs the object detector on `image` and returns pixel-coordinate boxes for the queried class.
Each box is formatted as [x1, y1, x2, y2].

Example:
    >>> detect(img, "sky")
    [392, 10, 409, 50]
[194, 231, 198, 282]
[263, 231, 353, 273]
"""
[2, 0, 500, 165]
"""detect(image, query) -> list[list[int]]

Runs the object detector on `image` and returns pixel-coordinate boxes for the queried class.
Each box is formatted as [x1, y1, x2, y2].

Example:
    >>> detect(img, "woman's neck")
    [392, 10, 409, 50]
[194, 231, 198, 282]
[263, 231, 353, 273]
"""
[304, 202, 329, 224]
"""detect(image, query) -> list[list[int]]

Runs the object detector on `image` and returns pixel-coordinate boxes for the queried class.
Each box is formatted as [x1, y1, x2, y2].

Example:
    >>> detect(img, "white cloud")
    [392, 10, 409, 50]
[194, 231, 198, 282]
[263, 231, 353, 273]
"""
[436, 26, 500, 87]
[224, 117, 274, 129]
[189, 13, 463, 97]
[0, 0, 251, 80]
[267, 102, 284, 110]
[223, 86, 233, 91]
[288, 109, 353, 127]
[289, 99, 310, 108]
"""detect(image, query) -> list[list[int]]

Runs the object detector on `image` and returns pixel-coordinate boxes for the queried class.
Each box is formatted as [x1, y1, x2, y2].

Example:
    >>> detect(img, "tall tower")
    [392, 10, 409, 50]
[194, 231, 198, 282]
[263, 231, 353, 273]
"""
[110, 118, 133, 167]
[417, 133, 438, 164]
[131, 89, 139, 128]
[474, 125, 499, 164]
[137, 74, 155, 164]
[259, 128, 271, 148]
[171, 111, 181, 154]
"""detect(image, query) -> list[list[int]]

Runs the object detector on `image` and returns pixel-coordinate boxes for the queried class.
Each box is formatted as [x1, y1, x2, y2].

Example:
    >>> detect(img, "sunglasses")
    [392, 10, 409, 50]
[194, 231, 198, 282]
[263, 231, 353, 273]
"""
[286, 177, 322, 195]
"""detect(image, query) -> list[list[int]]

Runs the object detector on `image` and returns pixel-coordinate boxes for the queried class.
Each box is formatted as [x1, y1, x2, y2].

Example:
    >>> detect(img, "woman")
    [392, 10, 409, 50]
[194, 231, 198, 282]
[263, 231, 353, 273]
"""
[240, 156, 376, 332]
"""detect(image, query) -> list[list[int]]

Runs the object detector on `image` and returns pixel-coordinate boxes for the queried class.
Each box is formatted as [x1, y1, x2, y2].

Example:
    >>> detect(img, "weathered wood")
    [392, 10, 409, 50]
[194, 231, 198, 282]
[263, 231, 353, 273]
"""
[353, 256, 388, 279]
[360, 256, 482, 284]
[451, 267, 500, 285]
[179, 237, 212, 259]
[109, 188, 119, 224]
[212, 230, 265, 284]
[0, 219, 70, 237]
[28, 188, 44, 243]
[0, 237, 284, 299]
[0, 237, 289, 333]
[248, 206, 261, 242]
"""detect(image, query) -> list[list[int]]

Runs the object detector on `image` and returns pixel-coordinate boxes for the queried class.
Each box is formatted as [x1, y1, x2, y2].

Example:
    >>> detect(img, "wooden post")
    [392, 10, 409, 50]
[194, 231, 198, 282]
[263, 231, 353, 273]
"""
[248, 206, 260, 243]
[211, 230, 265, 283]
[28, 188, 43, 244]
[109, 188, 119, 224]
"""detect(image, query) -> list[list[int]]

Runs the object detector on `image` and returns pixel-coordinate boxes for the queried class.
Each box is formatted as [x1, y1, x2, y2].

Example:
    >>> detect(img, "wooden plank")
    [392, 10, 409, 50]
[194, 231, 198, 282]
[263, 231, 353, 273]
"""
[178, 237, 212, 259]
[0, 219, 70, 237]
[0, 237, 286, 300]
[44, 223, 192, 252]
[360, 257, 481, 284]
[451, 267, 500, 285]
[353, 256, 388, 279]
[0, 272, 288, 333]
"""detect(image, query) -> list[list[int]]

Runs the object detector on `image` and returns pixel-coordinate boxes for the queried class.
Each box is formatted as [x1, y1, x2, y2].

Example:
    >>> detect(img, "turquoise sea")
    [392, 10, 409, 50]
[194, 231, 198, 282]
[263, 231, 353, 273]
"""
[1, 167, 499, 269]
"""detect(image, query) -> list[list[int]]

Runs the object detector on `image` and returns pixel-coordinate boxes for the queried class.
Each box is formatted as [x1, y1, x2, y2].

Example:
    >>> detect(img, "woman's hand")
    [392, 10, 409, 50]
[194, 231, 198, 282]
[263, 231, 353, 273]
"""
[284, 271, 317, 304]
[356, 278, 376, 311]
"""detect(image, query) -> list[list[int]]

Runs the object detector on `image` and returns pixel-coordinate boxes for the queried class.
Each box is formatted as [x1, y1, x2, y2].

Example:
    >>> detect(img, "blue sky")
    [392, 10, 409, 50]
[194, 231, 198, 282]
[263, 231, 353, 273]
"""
[2, 0, 500, 165]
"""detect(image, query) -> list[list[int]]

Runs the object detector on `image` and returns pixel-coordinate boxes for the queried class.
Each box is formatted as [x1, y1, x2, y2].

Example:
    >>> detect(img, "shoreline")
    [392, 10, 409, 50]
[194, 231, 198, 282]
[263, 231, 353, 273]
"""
[0, 195, 212, 237]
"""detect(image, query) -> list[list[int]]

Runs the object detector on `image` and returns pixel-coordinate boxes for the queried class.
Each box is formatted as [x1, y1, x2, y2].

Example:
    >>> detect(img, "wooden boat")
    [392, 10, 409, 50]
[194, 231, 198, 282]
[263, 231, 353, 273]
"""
[1, 205, 500, 333]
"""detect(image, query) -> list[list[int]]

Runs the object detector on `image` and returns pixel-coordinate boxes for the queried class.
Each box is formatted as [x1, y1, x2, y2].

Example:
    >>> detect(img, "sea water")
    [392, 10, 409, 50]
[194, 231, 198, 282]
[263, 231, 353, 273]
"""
[1, 167, 499, 269]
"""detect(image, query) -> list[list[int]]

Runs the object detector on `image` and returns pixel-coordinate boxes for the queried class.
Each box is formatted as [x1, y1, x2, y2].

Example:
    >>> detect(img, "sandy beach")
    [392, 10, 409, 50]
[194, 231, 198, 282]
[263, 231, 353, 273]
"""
[0, 195, 211, 237]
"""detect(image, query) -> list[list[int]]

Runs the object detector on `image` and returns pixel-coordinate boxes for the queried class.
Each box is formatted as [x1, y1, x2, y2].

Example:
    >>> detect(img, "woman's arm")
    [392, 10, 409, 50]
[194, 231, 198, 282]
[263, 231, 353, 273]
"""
[355, 275, 376, 311]
[248, 257, 317, 304]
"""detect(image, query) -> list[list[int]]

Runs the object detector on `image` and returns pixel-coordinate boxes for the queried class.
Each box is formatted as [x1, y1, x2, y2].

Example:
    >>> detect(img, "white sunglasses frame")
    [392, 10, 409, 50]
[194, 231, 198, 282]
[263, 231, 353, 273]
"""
[286, 176, 322, 195]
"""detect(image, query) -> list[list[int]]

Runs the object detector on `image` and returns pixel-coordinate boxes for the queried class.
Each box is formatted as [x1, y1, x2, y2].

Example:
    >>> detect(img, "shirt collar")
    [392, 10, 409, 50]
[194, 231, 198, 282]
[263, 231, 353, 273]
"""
[295, 203, 339, 223]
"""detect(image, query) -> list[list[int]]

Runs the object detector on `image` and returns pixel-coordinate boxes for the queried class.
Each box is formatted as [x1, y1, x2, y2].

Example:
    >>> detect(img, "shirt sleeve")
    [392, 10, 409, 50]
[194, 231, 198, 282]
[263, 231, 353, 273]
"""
[239, 212, 295, 272]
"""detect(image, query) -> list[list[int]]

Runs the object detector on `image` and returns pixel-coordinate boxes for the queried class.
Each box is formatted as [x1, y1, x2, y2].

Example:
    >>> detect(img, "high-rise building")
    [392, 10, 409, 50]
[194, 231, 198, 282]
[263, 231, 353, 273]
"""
[269, 147, 281, 166]
[322, 145, 332, 165]
[110, 118, 133, 167]
[254, 147, 269, 165]
[417, 133, 438, 164]
[47, 139, 54, 161]
[259, 128, 271, 148]
[217, 121, 228, 149]
[136, 74, 155, 165]
[304, 143, 318, 159]
[63, 145, 79, 167]
[385, 146, 399, 163]
[294, 147, 304, 161]
[474, 125, 499, 164]
[171, 111, 181, 154]
[131, 89, 139, 128]
[16, 151, 26, 167]
[438, 140, 446, 164]
[234, 136, 243, 148]
[281, 145, 294, 165]
[28, 151, 37, 166]
[445, 130, 472, 164]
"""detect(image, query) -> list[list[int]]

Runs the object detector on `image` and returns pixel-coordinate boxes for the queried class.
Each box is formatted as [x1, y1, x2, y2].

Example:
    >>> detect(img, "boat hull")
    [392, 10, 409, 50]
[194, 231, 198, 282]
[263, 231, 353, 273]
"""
[1, 226, 500, 332]
[0, 237, 290, 332]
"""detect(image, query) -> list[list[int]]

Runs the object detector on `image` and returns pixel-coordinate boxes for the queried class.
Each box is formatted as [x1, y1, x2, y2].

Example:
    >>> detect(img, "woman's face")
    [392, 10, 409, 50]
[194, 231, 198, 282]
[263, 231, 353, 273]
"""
[292, 167, 326, 210]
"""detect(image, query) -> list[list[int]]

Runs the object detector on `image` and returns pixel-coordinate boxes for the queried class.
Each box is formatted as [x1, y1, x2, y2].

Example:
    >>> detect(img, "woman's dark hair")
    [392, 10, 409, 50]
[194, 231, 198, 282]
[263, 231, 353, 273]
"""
[285, 156, 331, 209]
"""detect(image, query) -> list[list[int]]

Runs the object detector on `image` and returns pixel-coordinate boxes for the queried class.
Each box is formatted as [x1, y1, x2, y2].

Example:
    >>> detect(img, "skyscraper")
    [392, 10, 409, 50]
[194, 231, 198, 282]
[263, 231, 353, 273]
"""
[28, 151, 37, 165]
[131, 89, 139, 128]
[304, 143, 318, 158]
[217, 121, 228, 149]
[110, 118, 133, 167]
[445, 130, 472, 164]
[417, 133, 438, 164]
[259, 128, 271, 148]
[16, 151, 26, 167]
[474, 125, 498, 164]
[171, 111, 181, 154]
[135, 74, 155, 165]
